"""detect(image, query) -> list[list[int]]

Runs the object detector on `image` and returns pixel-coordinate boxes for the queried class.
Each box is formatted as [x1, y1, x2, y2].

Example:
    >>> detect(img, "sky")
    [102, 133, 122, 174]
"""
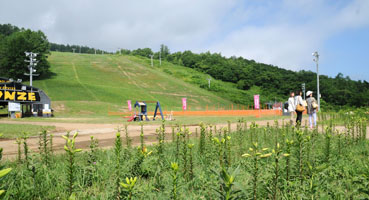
[1, 0, 368, 81]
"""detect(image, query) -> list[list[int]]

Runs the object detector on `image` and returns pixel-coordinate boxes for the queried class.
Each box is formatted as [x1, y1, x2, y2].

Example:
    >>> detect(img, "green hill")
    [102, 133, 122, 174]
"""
[32, 52, 239, 117]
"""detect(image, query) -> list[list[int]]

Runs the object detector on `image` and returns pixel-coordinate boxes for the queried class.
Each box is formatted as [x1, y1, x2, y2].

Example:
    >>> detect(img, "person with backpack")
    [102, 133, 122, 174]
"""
[287, 91, 296, 126]
[294, 90, 304, 126]
[306, 91, 318, 129]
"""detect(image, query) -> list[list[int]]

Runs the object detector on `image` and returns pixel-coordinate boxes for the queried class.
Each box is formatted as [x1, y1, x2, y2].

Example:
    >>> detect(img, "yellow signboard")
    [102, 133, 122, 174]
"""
[0, 90, 39, 102]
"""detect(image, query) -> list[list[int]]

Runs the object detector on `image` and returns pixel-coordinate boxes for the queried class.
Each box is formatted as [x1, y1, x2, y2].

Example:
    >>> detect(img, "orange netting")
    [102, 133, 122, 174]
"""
[108, 109, 282, 117]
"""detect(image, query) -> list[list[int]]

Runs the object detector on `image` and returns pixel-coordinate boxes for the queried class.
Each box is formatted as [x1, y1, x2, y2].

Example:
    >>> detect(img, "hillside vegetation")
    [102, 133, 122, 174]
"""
[31, 52, 237, 117]
[119, 47, 369, 108]
[166, 51, 369, 108]
[127, 55, 263, 106]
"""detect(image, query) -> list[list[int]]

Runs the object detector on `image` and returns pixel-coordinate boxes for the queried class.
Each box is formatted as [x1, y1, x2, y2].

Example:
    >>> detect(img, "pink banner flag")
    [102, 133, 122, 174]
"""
[127, 100, 132, 111]
[182, 98, 187, 111]
[254, 95, 260, 110]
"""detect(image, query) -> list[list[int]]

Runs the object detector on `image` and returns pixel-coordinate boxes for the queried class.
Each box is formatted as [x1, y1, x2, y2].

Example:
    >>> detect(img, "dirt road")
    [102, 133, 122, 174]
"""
[0, 119, 367, 159]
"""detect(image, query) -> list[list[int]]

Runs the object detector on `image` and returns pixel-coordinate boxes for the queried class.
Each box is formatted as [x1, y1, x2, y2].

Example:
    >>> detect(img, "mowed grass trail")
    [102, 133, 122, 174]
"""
[31, 52, 233, 117]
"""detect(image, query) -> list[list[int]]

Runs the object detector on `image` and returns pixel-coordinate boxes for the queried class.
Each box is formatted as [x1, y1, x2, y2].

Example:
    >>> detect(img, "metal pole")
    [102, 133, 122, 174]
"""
[25, 52, 38, 114]
[317, 56, 320, 111]
[30, 62, 33, 86]
[207, 78, 211, 88]
[313, 51, 320, 111]
[29, 52, 33, 86]
[159, 52, 161, 66]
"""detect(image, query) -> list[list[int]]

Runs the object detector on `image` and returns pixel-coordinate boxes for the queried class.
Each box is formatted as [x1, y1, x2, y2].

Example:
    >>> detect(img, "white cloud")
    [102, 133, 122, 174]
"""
[0, 0, 237, 51]
[209, 0, 369, 71]
[0, 0, 368, 79]
[210, 25, 317, 70]
[38, 11, 56, 30]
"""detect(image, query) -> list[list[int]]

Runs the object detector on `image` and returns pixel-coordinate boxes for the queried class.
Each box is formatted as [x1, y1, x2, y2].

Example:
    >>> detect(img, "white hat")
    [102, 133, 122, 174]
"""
[306, 91, 313, 96]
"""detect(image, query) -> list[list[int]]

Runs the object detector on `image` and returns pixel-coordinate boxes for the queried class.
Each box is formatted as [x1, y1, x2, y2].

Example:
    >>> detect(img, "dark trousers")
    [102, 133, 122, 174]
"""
[296, 110, 303, 126]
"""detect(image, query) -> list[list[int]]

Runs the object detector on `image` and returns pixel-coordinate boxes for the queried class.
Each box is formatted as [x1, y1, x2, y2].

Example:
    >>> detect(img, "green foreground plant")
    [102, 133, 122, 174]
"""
[62, 132, 82, 197]
[0, 111, 367, 199]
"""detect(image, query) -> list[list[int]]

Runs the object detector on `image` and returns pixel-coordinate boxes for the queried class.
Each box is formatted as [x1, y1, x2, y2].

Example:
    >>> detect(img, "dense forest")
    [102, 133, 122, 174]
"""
[119, 47, 369, 108]
[0, 24, 50, 78]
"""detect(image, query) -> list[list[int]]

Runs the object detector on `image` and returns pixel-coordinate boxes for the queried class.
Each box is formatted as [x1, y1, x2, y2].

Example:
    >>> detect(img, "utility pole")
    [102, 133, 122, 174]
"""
[207, 77, 211, 88]
[159, 51, 162, 66]
[24, 52, 39, 114]
[302, 83, 306, 100]
[312, 51, 320, 111]
[24, 52, 39, 87]
[150, 55, 154, 67]
[94, 48, 96, 55]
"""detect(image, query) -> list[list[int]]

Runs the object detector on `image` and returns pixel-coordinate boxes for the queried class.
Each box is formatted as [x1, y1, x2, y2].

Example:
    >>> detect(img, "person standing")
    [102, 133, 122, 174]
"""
[295, 90, 304, 126]
[288, 91, 296, 126]
[306, 91, 318, 128]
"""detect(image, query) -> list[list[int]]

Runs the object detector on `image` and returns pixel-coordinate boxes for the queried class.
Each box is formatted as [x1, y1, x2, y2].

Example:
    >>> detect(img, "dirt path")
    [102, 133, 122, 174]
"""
[0, 119, 367, 159]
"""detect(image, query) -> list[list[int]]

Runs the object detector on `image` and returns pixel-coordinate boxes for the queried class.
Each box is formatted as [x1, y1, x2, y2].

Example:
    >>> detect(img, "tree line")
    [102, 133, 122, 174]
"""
[117, 44, 170, 59]
[50, 43, 109, 54]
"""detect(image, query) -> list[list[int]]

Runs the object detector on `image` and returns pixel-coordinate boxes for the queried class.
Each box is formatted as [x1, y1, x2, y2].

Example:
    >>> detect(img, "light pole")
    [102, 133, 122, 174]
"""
[150, 55, 154, 67]
[207, 77, 211, 89]
[24, 52, 39, 113]
[312, 51, 320, 111]
[24, 52, 39, 86]
[159, 51, 162, 66]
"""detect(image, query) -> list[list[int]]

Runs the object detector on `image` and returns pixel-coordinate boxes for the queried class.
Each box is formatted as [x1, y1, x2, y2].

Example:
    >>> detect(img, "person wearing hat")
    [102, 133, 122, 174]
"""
[306, 91, 318, 128]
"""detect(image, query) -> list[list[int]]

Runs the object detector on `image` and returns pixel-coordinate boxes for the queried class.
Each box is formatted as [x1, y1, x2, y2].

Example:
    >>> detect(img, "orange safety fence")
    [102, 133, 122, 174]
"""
[108, 109, 282, 118]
